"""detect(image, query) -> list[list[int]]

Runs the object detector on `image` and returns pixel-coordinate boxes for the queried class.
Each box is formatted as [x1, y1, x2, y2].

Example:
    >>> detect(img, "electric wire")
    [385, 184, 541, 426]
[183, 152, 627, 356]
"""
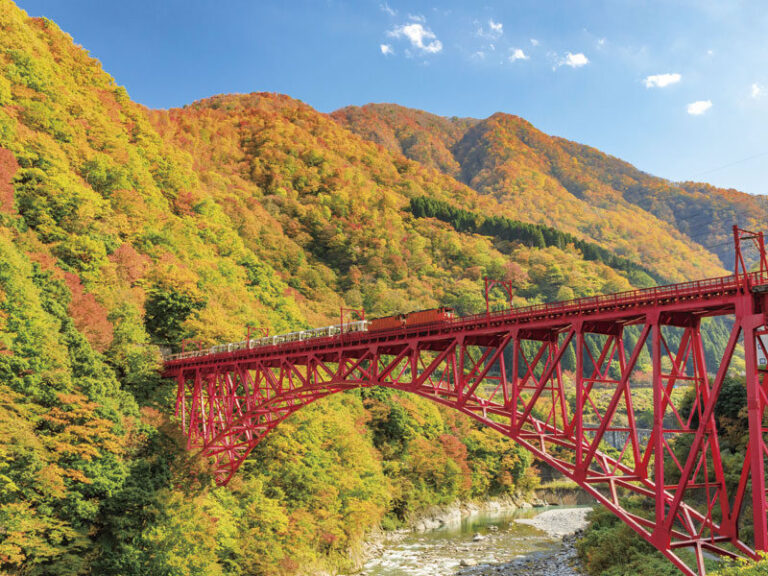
[691, 150, 768, 179]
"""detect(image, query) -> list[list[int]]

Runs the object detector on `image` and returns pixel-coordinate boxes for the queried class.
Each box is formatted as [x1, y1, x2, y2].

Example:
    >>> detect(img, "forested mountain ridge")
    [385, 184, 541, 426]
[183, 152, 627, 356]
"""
[333, 103, 767, 269]
[329, 103, 479, 179]
[0, 1, 757, 574]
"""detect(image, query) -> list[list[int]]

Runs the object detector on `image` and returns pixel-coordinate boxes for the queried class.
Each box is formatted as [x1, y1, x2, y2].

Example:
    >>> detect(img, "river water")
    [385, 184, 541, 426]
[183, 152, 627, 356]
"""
[361, 506, 587, 576]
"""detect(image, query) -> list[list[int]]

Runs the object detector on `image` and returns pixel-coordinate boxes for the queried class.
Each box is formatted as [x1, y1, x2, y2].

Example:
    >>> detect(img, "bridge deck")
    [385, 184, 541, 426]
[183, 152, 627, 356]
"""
[164, 271, 766, 373]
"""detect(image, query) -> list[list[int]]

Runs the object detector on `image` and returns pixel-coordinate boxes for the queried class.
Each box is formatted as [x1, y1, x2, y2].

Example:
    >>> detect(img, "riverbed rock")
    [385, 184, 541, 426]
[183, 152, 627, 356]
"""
[455, 511, 589, 576]
[455, 534, 586, 576]
[363, 506, 590, 576]
[413, 503, 464, 531]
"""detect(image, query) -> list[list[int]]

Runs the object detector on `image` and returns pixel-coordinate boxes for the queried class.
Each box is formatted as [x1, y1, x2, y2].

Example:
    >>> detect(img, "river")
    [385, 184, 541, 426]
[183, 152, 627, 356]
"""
[360, 506, 589, 576]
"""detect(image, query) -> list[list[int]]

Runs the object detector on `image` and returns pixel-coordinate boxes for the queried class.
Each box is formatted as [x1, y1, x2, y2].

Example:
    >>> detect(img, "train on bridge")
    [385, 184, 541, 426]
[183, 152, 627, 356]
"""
[165, 307, 456, 362]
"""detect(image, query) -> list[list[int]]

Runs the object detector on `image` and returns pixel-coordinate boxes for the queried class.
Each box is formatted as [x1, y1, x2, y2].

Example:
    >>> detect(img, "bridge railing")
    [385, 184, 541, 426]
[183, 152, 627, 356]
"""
[456, 272, 746, 327]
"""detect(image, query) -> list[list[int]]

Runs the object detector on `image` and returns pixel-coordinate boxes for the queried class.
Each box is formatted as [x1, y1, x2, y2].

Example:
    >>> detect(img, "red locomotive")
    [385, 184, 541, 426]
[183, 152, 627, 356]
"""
[367, 307, 455, 332]
[403, 307, 455, 327]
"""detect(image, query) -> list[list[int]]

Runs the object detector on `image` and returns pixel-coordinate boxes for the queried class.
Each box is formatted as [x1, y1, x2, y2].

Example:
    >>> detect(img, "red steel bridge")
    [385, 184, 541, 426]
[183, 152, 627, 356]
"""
[163, 227, 768, 575]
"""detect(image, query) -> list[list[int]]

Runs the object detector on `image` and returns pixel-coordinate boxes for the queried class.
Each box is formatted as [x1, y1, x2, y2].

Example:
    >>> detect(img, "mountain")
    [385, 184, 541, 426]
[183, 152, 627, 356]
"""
[0, 1, 757, 574]
[333, 103, 768, 270]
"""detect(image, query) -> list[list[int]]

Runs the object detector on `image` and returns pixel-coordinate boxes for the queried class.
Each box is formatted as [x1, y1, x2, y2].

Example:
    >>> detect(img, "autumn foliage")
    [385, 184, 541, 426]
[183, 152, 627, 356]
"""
[0, 1, 761, 574]
[0, 147, 17, 213]
[63, 272, 113, 352]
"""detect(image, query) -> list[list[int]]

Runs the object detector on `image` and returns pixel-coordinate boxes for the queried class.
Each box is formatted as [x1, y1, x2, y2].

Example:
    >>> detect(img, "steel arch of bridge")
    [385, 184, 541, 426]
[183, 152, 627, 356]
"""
[163, 229, 768, 576]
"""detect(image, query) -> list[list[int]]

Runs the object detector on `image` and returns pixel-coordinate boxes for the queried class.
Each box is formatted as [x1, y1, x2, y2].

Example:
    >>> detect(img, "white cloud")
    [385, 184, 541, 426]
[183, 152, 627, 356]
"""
[751, 83, 764, 99]
[530, 38, 540, 46]
[476, 18, 503, 40]
[644, 73, 682, 88]
[388, 22, 443, 54]
[560, 52, 589, 68]
[379, 2, 396, 16]
[509, 48, 529, 62]
[408, 13, 425, 22]
[687, 100, 712, 115]
[380, 44, 394, 55]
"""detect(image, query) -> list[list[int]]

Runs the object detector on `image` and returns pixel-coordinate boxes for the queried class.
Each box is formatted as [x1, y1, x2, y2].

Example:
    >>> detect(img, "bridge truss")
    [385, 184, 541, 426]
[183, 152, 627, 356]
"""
[163, 227, 768, 575]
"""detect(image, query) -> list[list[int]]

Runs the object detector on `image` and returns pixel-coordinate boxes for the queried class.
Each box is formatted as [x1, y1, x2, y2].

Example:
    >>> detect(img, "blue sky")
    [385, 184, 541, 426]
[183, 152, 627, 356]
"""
[14, 0, 768, 195]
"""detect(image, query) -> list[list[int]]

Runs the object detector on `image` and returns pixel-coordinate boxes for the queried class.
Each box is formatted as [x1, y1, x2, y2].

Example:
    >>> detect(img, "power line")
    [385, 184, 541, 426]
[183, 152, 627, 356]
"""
[700, 240, 733, 252]
[691, 150, 768, 179]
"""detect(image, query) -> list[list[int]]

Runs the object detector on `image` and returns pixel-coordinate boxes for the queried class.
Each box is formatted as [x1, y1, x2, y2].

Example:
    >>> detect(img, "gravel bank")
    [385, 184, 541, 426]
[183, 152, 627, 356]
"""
[455, 507, 591, 576]
[514, 507, 590, 538]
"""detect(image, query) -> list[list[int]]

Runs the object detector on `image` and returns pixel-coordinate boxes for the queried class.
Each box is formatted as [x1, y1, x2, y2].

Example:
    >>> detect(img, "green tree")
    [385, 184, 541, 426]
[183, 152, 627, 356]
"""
[144, 286, 204, 345]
